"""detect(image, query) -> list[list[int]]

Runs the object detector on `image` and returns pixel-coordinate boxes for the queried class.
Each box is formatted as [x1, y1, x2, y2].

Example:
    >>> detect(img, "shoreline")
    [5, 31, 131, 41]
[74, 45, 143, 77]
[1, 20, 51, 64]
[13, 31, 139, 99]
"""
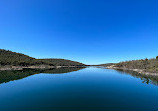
[105, 65, 158, 77]
[0, 65, 86, 71]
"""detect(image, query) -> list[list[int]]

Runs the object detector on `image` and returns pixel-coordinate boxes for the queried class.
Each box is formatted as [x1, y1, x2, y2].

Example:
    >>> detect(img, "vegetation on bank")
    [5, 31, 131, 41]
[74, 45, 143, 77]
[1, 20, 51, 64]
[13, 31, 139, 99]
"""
[115, 57, 158, 73]
[0, 49, 85, 67]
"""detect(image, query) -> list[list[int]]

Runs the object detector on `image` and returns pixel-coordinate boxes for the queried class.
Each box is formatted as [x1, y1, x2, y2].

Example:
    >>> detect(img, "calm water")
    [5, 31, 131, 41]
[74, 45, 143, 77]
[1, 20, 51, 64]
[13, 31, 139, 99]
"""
[0, 67, 158, 111]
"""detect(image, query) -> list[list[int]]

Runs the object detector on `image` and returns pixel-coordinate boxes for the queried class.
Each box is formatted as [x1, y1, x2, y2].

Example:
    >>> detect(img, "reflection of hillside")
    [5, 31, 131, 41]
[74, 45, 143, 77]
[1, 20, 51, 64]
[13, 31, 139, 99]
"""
[42, 67, 85, 74]
[0, 67, 85, 84]
[116, 69, 158, 86]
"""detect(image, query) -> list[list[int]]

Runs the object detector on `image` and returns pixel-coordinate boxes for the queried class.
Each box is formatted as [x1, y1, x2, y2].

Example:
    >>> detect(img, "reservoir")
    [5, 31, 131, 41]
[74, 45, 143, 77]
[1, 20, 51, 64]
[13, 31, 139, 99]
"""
[0, 67, 158, 111]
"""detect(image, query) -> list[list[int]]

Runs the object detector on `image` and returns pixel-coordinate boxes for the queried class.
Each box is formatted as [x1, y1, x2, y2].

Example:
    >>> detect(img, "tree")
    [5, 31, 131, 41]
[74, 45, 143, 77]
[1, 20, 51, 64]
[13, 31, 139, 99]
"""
[145, 58, 148, 61]
[156, 56, 158, 60]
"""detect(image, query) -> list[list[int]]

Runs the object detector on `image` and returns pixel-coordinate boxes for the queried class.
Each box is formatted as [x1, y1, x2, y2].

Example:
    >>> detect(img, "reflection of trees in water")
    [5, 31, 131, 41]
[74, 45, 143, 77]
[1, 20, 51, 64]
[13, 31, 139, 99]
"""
[116, 69, 158, 86]
[0, 67, 85, 84]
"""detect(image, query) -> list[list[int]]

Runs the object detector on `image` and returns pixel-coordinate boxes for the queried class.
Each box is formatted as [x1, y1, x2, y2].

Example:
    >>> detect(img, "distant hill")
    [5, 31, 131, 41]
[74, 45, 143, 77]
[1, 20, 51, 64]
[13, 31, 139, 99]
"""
[0, 49, 85, 67]
[98, 63, 115, 67]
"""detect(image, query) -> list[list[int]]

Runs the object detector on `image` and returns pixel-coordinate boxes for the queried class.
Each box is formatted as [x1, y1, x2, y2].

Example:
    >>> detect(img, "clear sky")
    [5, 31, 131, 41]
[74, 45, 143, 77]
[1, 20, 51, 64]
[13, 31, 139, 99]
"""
[0, 0, 158, 64]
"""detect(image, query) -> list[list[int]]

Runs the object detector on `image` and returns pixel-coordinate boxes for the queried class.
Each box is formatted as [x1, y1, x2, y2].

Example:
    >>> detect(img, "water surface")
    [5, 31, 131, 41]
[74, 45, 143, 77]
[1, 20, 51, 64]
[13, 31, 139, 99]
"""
[0, 67, 158, 111]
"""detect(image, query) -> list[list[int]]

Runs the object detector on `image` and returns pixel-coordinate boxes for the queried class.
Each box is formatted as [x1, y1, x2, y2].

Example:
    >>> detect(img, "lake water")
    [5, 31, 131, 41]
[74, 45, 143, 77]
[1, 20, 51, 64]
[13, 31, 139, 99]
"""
[0, 67, 158, 111]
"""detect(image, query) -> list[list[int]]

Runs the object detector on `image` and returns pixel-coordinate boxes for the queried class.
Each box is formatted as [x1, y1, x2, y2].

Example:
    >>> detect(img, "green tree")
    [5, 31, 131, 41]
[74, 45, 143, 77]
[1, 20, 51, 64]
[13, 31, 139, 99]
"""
[145, 58, 148, 61]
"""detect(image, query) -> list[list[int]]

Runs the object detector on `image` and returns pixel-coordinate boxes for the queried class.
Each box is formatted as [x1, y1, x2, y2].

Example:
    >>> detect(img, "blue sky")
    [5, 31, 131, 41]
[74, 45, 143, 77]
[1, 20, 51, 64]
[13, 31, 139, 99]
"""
[0, 0, 158, 64]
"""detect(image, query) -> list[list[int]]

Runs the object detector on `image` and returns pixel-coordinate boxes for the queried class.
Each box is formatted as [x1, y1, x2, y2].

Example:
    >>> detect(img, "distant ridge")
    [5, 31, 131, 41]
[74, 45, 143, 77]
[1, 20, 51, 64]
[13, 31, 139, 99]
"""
[0, 49, 85, 69]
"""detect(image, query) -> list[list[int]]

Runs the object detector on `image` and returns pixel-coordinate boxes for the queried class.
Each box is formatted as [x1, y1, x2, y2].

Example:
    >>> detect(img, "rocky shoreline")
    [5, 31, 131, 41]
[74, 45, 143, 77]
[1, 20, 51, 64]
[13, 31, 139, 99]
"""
[106, 65, 158, 77]
[0, 65, 85, 71]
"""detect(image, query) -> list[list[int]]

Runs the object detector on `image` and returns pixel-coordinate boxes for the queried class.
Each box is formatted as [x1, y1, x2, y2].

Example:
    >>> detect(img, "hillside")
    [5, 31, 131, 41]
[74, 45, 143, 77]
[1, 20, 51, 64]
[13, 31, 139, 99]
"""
[100, 57, 158, 75]
[115, 57, 158, 73]
[0, 49, 85, 68]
